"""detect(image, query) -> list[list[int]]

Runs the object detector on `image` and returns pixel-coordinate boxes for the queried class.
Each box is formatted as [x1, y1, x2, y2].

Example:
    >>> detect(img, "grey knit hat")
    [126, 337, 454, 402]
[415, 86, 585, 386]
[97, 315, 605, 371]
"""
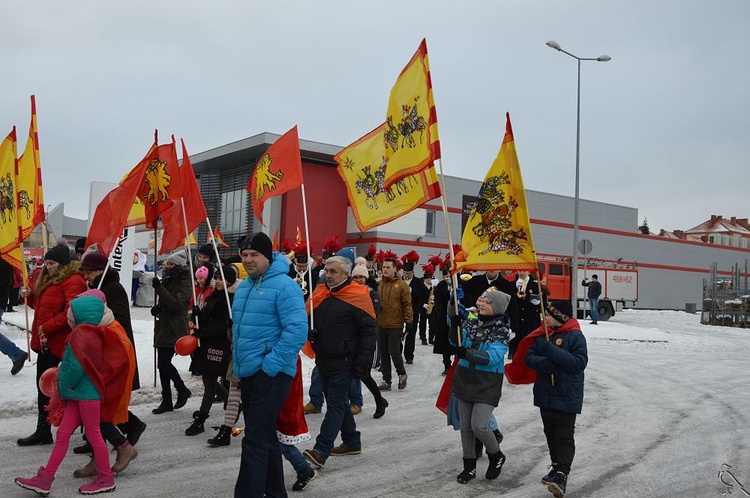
[481, 289, 511, 315]
[165, 250, 188, 267]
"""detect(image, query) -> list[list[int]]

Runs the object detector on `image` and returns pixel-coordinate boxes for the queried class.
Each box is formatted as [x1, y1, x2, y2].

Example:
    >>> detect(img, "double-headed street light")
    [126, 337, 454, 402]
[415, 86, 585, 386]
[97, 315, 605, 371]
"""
[546, 40, 611, 315]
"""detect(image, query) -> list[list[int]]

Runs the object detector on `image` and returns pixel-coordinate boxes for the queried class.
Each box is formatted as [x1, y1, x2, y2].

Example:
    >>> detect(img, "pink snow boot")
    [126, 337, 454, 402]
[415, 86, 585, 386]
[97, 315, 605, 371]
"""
[15, 466, 54, 496]
[78, 471, 116, 495]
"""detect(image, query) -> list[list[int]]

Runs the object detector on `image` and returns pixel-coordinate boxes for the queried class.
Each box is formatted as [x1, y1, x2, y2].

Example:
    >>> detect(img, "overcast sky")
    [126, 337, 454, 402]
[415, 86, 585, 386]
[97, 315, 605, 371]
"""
[1, 1, 748, 233]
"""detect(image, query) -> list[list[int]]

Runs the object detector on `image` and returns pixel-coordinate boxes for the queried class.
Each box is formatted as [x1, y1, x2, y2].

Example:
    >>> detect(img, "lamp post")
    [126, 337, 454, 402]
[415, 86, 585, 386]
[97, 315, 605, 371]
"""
[546, 40, 610, 315]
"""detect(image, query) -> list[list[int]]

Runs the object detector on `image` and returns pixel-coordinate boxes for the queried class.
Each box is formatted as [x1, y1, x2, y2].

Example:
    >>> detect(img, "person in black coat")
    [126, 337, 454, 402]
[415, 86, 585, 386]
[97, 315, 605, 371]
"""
[432, 268, 456, 375]
[509, 270, 545, 359]
[185, 269, 235, 437]
[403, 263, 428, 364]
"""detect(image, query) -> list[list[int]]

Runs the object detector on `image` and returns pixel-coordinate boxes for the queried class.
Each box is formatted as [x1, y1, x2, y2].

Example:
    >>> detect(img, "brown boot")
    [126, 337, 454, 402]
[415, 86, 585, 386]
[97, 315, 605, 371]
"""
[73, 457, 97, 478]
[111, 442, 138, 473]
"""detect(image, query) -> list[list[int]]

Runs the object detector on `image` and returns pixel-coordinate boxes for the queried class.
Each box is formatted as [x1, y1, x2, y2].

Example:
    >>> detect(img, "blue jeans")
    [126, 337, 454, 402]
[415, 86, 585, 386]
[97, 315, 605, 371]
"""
[314, 369, 360, 459]
[279, 443, 310, 478]
[0, 331, 24, 363]
[309, 366, 363, 408]
[589, 298, 599, 323]
[235, 371, 293, 498]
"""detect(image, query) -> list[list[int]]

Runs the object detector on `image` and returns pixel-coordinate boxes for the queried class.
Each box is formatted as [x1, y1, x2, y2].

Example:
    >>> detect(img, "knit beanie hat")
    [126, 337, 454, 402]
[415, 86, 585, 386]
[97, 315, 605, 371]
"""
[335, 248, 355, 268]
[545, 300, 573, 323]
[45, 243, 71, 266]
[481, 289, 511, 315]
[195, 265, 214, 282]
[79, 252, 109, 271]
[197, 244, 215, 261]
[218, 265, 237, 285]
[241, 232, 273, 263]
[68, 295, 105, 326]
[78, 289, 107, 303]
[352, 264, 369, 278]
[165, 250, 188, 267]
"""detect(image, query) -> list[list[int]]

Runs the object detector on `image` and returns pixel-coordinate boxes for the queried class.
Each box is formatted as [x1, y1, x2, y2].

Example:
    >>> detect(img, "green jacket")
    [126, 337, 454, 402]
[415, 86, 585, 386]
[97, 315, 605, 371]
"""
[58, 343, 100, 400]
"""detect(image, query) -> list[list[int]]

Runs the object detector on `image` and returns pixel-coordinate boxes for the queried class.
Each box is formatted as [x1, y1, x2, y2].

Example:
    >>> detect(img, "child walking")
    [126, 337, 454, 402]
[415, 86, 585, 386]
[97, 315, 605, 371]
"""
[16, 294, 132, 496]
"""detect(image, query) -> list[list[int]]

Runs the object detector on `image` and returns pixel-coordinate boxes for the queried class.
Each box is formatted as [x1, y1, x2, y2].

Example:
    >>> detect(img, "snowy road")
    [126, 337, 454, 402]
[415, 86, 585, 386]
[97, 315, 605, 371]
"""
[1, 309, 748, 497]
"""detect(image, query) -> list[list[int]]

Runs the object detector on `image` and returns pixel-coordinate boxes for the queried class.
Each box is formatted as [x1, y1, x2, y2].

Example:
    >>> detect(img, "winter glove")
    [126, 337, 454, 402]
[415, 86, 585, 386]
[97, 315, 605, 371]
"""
[152, 276, 162, 288]
[150, 305, 161, 317]
[456, 347, 468, 359]
[308, 328, 317, 342]
[226, 318, 233, 329]
[456, 284, 464, 301]
[448, 314, 461, 329]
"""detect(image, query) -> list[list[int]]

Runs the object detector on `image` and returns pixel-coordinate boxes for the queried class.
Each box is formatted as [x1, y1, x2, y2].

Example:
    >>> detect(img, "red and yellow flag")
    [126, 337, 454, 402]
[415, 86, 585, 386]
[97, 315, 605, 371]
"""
[335, 123, 440, 232]
[16, 95, 45, 241]
[0, 128, 25, 273]
[158, 139, 208, 254]
[247, 125, 303, 226]
[383, 38, 440, 188]
[211, 227, 230, 248]
[454, 113, 536, 273]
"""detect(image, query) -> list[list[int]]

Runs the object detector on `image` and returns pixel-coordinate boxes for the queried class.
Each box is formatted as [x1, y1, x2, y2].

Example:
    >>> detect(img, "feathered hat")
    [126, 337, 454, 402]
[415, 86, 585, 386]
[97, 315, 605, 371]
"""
[383, 249, 401, 269]
[294, 241, 309, 264]
[322, 234, 341, 259]
[421, 263, 435, 279]
[365, 244, 377, 262]
[280, 239, 294, 254]
[400, 250, 420, 272]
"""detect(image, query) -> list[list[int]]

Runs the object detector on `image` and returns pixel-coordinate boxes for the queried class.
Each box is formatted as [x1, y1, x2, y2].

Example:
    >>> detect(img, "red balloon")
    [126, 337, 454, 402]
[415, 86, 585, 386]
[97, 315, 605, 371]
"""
[175, 335, 198, 356]
[39, 367, 59, 397]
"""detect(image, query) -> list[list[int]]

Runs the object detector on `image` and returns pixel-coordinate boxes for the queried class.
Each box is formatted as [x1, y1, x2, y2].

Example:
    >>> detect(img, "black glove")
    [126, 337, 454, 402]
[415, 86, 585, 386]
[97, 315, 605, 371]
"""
[226, 317, 233, 328]
[448, 315, 461, 329]
[308, 328, 317, 342]
[152, 276, 161, 288]
[150, 305, 161, 317]
[353, 364, 368, 380]
[456, 347, 468, 359]
[191, 307, 202, 323]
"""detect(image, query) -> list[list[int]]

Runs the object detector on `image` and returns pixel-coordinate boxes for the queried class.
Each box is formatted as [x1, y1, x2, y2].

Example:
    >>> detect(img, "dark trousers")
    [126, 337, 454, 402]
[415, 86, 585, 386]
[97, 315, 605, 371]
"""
[235, 371, 292, 498]
[416, 307, 428, 341]
[314, 369, 361, 459]
[403, 320, 416, 362]
[156, 347, 186, 395]
[540, 407, 577, 475]
[378, 328, 406, 384]
[36, 353, 61, 430]
[200, 373, 229, 414]
[361, 371, 384, 405]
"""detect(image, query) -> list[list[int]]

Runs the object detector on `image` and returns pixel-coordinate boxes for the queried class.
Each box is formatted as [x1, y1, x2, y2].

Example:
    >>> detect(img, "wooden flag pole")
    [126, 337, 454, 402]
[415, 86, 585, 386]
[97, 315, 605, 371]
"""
[537, 283, 555, 386]
[153, 224, 158, 388]
[300, 183, 314, 330]
[20, 245, 31, 360]
[434, 158, 462, 346]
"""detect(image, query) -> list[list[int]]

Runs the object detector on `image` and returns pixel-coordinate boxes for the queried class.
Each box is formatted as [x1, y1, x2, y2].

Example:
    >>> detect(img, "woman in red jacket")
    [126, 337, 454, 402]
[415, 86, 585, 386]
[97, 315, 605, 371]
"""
[18, 243, 87, 446]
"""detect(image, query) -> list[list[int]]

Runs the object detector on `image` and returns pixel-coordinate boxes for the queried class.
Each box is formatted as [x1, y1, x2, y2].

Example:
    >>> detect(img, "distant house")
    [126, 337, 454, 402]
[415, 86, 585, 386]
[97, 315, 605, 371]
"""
[671, 215, 750, 249]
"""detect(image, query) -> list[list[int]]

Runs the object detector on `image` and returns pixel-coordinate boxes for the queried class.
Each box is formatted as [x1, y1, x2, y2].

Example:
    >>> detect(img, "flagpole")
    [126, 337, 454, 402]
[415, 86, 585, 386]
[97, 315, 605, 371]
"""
[434, 158, 462, 346]
[20, 247, 31, 360]
[96, 237, 118, 291]
[153, 223, 158, 388]
[204, 216, 232, 315]
[299, 184, 314, 330]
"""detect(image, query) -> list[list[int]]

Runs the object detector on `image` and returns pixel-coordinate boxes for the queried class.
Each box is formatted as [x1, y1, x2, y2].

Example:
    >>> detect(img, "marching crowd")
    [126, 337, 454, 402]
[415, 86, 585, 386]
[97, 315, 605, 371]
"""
[4, 233, 587, 498]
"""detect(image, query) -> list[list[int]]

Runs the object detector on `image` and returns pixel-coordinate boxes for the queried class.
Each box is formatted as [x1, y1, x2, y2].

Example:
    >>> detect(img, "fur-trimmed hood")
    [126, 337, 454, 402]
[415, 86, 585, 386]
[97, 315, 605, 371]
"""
[34, 261, 83, 297]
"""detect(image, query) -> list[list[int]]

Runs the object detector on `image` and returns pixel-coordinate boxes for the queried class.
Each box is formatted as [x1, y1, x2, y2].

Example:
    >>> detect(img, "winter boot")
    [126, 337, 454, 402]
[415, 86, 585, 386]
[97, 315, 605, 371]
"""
[17, 423, 53, 447]
[541, 463, 558, 484]
[373, 397, 389, 419]
[292, 465, 316, 492]
[111, 442, 138, 473]
[127, 420, 147, 446]
[152, 390, 174, 414]
[15, 466, 54, 496]
[73, 457, 97, 478]
[456, 458, 477, 484]
[546, 471, 567, 498]
[73, 440, 93, 454]
[207, 425, 232, 447]
[79, 472, 116, 495]
[174, 385, 192, 410]
[397, 374, 408, 390]
[485, 449, 506, 480]
[185, 411, 208, 436]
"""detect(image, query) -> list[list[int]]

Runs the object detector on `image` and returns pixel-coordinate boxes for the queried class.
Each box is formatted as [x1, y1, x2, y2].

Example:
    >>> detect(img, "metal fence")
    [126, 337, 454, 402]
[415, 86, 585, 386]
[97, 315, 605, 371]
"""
[701, 260, 750, 326]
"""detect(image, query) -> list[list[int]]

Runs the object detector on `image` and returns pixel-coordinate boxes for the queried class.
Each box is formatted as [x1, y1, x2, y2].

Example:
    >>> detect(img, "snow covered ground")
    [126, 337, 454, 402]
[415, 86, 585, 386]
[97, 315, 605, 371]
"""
[0, 306, 748, 497]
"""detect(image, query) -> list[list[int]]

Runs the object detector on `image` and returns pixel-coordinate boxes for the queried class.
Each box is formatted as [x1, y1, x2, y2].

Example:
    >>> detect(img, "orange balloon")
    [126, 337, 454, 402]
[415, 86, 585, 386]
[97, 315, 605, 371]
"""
[39, 367, 59, 397]
[175, 335, 198, 356]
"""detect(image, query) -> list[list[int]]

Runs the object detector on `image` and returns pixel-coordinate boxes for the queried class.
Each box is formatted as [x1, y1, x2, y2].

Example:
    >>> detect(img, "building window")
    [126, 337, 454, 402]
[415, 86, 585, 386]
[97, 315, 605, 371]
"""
[425, 210, 436, 236]
[220, 189, 247, 233]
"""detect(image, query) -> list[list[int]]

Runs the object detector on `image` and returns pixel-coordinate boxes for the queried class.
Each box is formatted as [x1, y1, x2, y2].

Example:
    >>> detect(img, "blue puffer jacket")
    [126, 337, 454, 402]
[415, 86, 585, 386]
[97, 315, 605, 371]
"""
[525, 325, 588, 414]
[232, 253, 307, 379]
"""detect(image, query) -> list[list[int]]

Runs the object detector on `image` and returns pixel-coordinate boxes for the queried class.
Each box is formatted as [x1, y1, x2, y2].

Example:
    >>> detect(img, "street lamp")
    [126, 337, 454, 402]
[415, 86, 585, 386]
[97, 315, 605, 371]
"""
[546, 40, 610, 315]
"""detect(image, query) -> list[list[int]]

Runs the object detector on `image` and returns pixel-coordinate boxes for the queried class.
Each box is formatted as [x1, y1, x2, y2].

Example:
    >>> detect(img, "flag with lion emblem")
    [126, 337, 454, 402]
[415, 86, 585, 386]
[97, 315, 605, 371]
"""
[454, 113, 537, 273]
[88, 137, 180, 256]
[335, 123, 440, 232]
[247, 125, 303, 226]
[383, 38, 441, 189]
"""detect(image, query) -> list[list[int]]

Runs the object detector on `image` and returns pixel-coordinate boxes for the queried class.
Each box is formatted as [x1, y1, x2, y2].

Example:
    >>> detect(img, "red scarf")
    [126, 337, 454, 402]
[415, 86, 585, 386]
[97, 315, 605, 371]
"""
[504, 318, 581, 385]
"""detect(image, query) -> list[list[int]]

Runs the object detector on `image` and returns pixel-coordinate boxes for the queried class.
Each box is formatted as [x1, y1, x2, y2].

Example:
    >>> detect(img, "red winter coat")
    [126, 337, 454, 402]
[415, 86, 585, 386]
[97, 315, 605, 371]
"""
[24, 263, 87, 358]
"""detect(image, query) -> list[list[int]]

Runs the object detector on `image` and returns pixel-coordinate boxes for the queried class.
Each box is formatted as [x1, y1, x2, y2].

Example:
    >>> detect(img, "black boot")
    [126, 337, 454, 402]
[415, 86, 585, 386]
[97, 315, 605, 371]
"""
[152, 391, 174, 414]
[185, 411, 208, 436]
[485, 449, 506, 480]
[456, 458, 476, 484]
[17, 424, 53, 446]
[373, 398, 389, 419]
[207, 425, 232, 447]
[174, 385, 192, 410]
[546, 471, 567, 498]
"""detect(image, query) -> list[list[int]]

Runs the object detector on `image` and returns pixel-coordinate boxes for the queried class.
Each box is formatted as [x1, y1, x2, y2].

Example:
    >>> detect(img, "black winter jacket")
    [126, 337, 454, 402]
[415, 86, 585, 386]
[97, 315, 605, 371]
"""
[192, 290, 233, 376]
[311, 279, 377, 378]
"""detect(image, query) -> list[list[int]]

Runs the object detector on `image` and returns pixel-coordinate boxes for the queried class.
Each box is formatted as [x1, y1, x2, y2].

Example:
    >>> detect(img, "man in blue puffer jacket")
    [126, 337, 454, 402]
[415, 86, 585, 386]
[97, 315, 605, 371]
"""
[232, 232, 308, 498]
